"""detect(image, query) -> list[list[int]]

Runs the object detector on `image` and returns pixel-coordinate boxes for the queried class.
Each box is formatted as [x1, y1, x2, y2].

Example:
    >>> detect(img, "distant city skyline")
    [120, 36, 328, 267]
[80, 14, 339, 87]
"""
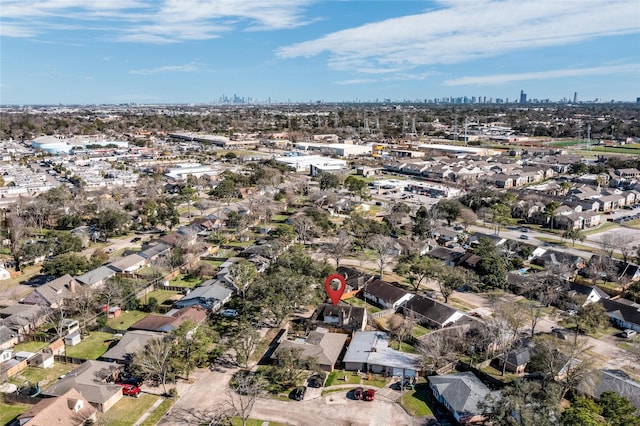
[1, 0, 639, 105]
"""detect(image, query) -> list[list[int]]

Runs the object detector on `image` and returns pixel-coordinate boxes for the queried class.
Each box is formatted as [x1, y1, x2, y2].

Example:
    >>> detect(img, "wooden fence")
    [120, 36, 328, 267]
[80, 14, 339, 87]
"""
[54, 355, 87, 365]
[4, 393, 41, 405]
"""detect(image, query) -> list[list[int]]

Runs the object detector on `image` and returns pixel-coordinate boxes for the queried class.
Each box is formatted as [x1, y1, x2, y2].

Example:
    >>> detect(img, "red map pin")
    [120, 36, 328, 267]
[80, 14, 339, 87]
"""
[324, 274, 346, 306]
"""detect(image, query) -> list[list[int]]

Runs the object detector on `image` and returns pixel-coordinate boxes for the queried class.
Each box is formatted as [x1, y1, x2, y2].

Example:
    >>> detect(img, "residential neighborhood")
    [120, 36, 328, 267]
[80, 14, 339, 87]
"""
[0, 103, 639, 426]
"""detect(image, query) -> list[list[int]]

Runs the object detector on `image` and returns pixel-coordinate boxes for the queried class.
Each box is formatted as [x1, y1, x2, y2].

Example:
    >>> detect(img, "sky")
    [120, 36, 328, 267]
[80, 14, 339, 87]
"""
[1, 0, 639, 105]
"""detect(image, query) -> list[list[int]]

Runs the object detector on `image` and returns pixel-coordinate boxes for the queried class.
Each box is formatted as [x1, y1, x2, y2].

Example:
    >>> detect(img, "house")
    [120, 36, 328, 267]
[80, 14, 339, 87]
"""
[42, 360, 123, 412]
[531, 249, 585, 270]
[586, 255, 640, 283]
[21, 275, 78, 308]
[173, 280, 233, 311]
[100, 330, 164, 364]
[107, 253, 146, 274]
[335, 266, 375, 298]
[399, 295, 465, 328]
[601, 298, 640, 333]
[0, 325, 19, 349]
[130, 306, 208, 333]
[0, 304, 49, 336]
[428, 371, 499, 424]
[497, 346, 531, 374]
[427, 247, 465, 266]
[593, 369, 640, 410]
[309, 303, 367, 332]
[271, 330, 347, 372]
[567, 282, 610, 306]
[139, 242, 171, 261]
[74, 266, 116, 288]
[343, 331, 421, 377]
[363, 279, 413, 310]
[16, 388, 98, 425]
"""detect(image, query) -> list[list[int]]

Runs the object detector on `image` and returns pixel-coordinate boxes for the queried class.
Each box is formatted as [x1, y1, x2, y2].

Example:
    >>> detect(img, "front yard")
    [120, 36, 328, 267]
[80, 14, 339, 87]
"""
[399, 382, 436, 416]
[100, 393, 159, 426]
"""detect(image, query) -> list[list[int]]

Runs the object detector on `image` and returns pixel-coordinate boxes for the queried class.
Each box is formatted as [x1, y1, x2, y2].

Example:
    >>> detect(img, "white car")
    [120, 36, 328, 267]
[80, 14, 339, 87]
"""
[621, 329, 637, 338]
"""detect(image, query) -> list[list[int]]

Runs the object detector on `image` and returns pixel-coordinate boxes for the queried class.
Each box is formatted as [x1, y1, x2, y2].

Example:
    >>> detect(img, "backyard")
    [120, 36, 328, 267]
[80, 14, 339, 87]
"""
[65, 331, 114, 359]
[0, 403, 29, 426]
[107, 310, 148, 331]
[9, 362, 76, 390]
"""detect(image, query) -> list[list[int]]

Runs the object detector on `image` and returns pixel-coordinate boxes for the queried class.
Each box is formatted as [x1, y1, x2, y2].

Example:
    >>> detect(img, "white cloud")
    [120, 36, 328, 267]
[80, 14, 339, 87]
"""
[443, 64, 640, 86]
[276, 0, 640, 74]
[129, 63, 201, 75]
[1, 0, 314, 42]
[336, 78, 376, 85]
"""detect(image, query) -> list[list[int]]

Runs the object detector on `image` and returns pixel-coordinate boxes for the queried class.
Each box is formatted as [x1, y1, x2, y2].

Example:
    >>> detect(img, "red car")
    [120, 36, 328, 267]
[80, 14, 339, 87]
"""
[117, 383, 141, 397]
[363, 389, 375, 401]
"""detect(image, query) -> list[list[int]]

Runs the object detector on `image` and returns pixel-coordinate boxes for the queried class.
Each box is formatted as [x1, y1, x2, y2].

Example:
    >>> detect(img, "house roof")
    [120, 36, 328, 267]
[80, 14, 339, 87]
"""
[428, 372, 497, 419]
[336, 266, 374, 291]
[500, 346, 531, 367]
[427, 247, 465, 263]
[107, 254, 146, 272]
[364, 279, 409, 304]
[17, 387, 97, 425]
[594, 369, 640, 410]
[100, 330, 164, 362]
[310, 303, 366, 331]
[568, 282, 610, 300]
[22, 274, 76, 307]
[0, 325, 17, 343]
[174, 281, 233, 310]
[74, 266, 116, 287]
[601, 298, 640, 327]
[42, 360, 122, 405]
[401, 295, 460, 327]
[130, 306, 208, 332]
[139, 242, 171, 260]
[343, 331, 421, 370]
[271, 330, 347, 367]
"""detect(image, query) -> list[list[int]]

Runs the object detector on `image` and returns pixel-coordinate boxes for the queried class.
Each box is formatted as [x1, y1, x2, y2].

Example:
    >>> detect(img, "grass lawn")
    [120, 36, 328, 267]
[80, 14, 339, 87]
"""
[230, 418, 287, 426]
[363, 375, 388, 388]
[271, 214, 290, 222]
[170, 273, 203, 288]
[108, 310, 148, 331]
[65, 331, 114, 359]
[10, 362, 76, 389]
[398, 342, 419, 354]
[143, 289, 180, 306]
[412, 324, 431, 338]
[326, 369, 362, 386]
[0, 403, 29, 426]
[12, 340, 49, 353]
[480, 365, 518, 384]
[399, 383, 435, 417]
[448, 297, 475, 311]
[0, 265, 40, 292]
[204, 259, 224, 268]
[139, 398, 174, 426]
[581, 221, 619, 235]
[343, 297, 381, 313]
[102, 394, 159, 426]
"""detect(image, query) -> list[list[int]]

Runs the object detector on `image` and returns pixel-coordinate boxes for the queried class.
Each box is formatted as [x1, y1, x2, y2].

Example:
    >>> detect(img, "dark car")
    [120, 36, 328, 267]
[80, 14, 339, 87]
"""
[117, 383, 141, 397]
[292, 386, 306, 401]
[364, 389, 375, 401]
[308, 373, 325, 388]
[352, 387, 364, 400]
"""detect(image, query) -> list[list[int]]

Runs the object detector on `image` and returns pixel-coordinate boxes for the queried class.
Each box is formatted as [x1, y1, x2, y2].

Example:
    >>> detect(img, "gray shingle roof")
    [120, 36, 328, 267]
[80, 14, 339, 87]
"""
[428, 372, 496, 418]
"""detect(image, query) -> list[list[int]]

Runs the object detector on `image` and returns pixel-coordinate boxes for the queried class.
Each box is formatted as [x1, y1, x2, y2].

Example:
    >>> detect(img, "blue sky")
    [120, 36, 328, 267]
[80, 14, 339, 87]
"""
[1, 0, 639, 105]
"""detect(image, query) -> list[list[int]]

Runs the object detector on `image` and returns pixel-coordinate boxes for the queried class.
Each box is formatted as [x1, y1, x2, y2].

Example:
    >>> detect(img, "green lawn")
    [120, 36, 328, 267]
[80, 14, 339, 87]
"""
[139, 398, 174, 426]
[412, 324, 431, 338]
[343, 297, 381, 313]
[204, 259, 224, 268]
[103, 394, 159, 426]
[480, 364, 518, 384]
[12, 340, 49, 353]
[107, 310, 148, 330]
[65, 331, 114, 359]
[230, 418, 287, 426]
[143, 289, 180, 306]
[170, 273, 203, 288]
[398, 342, 419, 354]
[363, 375, 388, 388]
[10, 363, 76, 390]
[271, 214, 290, 222]
[326, 369, 362, 386]
[399, 384, 435, 416]
[0, 403, 29, 426]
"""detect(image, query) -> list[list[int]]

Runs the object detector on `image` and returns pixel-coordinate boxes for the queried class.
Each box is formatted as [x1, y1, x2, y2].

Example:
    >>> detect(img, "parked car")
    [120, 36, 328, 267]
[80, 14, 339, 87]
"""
[220, 309, 238, 318]
[364, 389, 376, 401]
[621, 329, 638, 338]
[292, 386, 306, 401]
[308, 373, 326, 388]
[519, 234, 529, 240]
[353, 387, 364, 400]
[117, 383, 141, 397]
[551, 327, 571, 340]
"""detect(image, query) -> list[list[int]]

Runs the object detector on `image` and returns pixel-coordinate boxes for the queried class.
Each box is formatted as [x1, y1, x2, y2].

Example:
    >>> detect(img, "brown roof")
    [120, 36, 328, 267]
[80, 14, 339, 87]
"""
[18, 388, 97, 426]
[130, 306, 208, 332]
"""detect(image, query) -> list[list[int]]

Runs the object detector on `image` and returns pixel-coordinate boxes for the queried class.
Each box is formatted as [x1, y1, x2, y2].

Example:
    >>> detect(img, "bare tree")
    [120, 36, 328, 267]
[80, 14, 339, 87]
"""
[387, 313, 414, 350]
[610, 231, 636, 263]
[418, 327, 466, 373]
[368, 234, 397, 278]
[131, 337, 174, 395]
[228, 260, 258, 303]
[226, 372, 264, 426]
[323, 232, 353, 268]
[229, 322, 260, 368]
[291, 215, 316, 245]
[458, 207, 477, 231]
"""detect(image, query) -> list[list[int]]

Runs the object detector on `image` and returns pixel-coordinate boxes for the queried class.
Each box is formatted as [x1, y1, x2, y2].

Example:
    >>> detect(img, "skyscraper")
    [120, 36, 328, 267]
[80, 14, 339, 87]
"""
[573, 92, 578, 103]
[519, 90, 527, 104]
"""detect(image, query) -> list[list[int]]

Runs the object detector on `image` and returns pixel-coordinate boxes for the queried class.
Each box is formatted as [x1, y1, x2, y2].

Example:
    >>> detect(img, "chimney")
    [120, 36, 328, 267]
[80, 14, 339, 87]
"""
[69, 279, 76, 294]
